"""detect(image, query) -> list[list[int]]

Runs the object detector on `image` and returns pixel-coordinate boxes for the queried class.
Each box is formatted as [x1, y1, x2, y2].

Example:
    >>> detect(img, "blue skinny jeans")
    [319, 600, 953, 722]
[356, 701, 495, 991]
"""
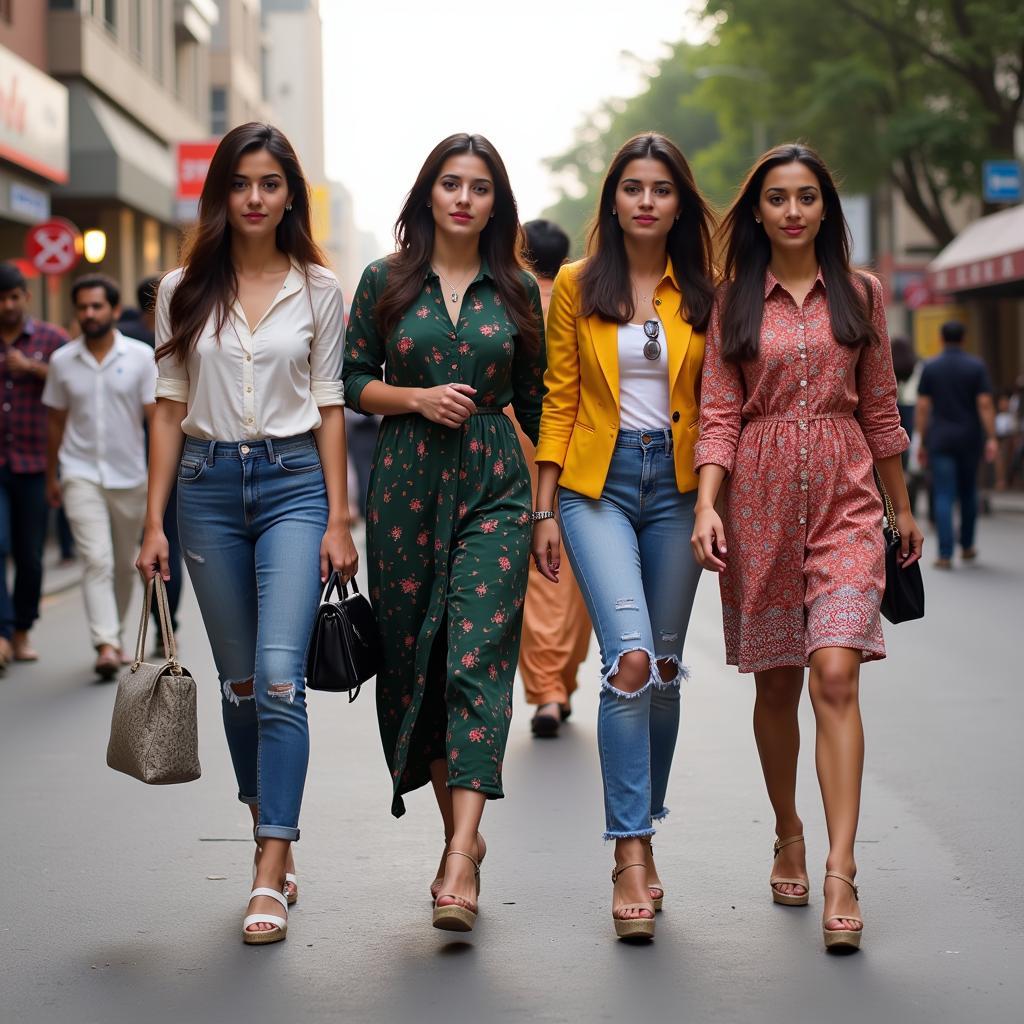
[176, 434, 327, 842]
[558, 429, 702, 840]
[931, 450, 979, 560]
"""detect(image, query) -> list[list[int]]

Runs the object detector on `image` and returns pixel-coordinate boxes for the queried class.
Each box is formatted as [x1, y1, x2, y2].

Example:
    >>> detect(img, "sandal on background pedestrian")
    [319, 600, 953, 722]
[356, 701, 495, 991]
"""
[11, 631, 38, 662]
[430, 832, 485, 903]
[611, 862, 655, 940]
[641, 837, 665, 911]
[242, 886, 288, 945]
[94, 645, 120, 680]
[432, 850, 480, 932]
[530, 701, 562, 737]
[770, 834, 810, 906]
[822, 871, 863, 951]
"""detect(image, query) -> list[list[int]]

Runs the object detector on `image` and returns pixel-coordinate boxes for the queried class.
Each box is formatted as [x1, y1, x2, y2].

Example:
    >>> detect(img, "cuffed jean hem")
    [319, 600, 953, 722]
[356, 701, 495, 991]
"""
[602, 827, 657, 841]
[237, 792, 259, 806]
[254, 824, 300, 842]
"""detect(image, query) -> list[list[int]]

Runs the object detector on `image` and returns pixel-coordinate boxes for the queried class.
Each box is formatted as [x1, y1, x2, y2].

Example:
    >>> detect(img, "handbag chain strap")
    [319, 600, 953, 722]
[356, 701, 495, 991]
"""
[872, 467, 900, 539]
[133, 576, 181, 674]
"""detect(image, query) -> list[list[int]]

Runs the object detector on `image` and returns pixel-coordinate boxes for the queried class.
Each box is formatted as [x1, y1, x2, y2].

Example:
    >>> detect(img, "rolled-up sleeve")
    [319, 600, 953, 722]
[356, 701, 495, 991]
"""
[342, 262, 386, 413]
[693, 296, 744, 474]
[154, 272, 189, 403]
[310, 273, 345, 407]
[535, 265, 580, 467]
[856, 276, 909, 459]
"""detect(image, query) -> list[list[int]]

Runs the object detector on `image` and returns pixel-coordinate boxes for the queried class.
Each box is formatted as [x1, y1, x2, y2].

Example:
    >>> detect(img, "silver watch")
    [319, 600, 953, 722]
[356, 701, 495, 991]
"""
[531, 510, 555, 522]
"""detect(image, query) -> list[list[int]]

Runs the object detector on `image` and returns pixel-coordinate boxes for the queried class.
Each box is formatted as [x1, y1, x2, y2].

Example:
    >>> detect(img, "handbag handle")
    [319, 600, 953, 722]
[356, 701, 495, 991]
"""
[872, 467, 900, 539]
[320, 569, 360, 604]
[133, 576, 180, 673]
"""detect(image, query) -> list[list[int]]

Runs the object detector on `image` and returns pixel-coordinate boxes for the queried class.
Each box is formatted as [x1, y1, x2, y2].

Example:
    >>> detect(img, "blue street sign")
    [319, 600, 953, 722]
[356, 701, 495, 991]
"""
[982, 160, 1021, 203]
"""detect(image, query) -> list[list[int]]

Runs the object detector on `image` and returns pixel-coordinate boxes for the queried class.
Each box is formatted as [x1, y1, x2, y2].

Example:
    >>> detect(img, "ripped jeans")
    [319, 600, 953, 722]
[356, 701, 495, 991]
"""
[176, 434, 328, 842]
[558, 429, 701, 839]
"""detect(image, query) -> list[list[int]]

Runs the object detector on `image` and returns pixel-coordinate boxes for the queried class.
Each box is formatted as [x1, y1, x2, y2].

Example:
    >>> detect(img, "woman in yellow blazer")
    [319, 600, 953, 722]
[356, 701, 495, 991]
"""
[531, 133, 715, 941]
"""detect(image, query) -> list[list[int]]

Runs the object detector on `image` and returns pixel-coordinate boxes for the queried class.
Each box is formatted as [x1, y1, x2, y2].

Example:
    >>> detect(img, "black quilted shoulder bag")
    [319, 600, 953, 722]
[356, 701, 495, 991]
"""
[305, 571, 381, 700]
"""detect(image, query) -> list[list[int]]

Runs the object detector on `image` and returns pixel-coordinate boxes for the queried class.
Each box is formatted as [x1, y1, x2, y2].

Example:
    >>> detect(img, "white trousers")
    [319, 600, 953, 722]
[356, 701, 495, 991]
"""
[61, 478, 147, 650]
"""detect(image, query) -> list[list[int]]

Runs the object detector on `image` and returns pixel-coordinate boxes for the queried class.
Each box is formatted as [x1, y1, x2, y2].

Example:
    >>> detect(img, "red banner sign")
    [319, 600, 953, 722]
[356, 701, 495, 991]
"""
[176, 141, 219, 201]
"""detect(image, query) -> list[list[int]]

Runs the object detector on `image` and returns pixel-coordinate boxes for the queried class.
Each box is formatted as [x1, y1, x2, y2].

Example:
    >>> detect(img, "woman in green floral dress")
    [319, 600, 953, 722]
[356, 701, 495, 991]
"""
[342, 134, 545, 933]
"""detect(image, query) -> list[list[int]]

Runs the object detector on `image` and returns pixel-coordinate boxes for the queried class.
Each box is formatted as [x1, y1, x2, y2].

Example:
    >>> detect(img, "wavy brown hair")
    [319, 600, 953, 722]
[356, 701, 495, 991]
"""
[718, 142, 877, 362]
[579, 133, 715, 331]
[374, 133, 540, 356]
[157, 123, 328, 364]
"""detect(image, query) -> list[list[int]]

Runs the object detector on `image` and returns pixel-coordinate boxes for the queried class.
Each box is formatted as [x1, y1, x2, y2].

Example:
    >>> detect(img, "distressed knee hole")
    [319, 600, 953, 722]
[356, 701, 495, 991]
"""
[185, 549, 205, 564]
[223, 677, 255, 705]
[614, 597, 639, 611]
[606, 649, 655, 695]
[269, 681, 296, 703]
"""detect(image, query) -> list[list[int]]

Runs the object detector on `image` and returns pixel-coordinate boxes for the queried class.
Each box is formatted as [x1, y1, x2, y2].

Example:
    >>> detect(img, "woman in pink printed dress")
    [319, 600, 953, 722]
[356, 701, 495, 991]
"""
[691, 144, 923, 953]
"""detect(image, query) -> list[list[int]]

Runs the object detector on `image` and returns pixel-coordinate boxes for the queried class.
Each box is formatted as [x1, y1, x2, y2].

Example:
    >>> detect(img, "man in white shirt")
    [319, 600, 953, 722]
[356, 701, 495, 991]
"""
[43, 275, 157, 678]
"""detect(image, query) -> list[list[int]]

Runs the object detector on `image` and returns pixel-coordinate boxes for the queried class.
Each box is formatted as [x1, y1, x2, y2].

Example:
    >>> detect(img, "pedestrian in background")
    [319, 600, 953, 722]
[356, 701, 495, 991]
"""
[343, 133, 545, 934]
[994, 391, 1018, 491]
[514, 218, 592, 738]
[136, 123, 356, 946]
[120, 275, 184, 643]
[533, 133, 714, 940]
[0, 263, 68, 672]
[692, 143, 923, 952]
[915, 320, 998, 568]
[42, 275, 156, 679]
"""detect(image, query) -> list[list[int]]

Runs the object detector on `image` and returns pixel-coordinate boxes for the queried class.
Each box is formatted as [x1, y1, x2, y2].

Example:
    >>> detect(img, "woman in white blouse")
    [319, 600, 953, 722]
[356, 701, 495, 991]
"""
[136, 123, 357, 946]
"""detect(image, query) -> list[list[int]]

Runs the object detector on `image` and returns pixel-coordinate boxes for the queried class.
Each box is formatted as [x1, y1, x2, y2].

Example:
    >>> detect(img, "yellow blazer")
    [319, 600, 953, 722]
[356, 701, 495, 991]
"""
[535, 257, 705, 500]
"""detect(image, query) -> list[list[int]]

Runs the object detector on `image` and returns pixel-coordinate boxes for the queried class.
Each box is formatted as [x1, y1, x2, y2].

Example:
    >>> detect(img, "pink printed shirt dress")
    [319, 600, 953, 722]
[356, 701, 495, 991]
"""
[693, 271, 909, 673]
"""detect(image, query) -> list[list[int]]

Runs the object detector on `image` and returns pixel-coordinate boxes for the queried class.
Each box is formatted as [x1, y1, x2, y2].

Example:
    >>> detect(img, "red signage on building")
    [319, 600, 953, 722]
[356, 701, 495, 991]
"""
[176, 141, 219, 200]
[24, 218, 82, 276]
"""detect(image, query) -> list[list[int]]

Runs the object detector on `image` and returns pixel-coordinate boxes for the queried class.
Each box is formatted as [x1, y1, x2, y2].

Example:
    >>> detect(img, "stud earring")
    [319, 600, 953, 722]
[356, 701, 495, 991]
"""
[426, 201, 432, 208]
[285, 204, 293, 211]
[611, 208, 617, 216]
[755, 217, 761, 224]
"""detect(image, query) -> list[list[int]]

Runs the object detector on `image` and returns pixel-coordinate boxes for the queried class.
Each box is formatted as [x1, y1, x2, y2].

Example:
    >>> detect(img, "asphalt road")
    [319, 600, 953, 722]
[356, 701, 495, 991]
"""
[2, 514, 1022, 1024]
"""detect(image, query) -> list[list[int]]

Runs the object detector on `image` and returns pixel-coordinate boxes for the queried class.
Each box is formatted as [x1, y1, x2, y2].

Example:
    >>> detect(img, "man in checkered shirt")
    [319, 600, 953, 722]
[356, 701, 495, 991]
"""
[0, 262, 69, 672]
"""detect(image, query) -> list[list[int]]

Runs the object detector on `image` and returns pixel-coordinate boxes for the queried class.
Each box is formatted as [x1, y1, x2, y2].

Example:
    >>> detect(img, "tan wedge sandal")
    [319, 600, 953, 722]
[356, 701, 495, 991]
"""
[641, 837, 665, 911]
[770, 834, 810, 906]
[822, 871, 863, 951]
[432, 850, 480, 932]
[430, 833, 486, 903]
[611, 862, 656, 940]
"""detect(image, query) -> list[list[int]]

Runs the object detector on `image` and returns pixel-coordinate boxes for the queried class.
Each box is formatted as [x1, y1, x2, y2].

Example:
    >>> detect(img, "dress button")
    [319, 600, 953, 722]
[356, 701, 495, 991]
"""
[246, 354, 252, 362]
[799, 400, 807, 407]
[801, 483, 808, 491]
[247, 417, 254, 424]
[654, 298, 662, 306]
[799, 516, 806, 524]
[801, 447, 807, 455]
[800, 353, 806, 360]
[246, 386, 252, 393]
[800, 380, 807, 387]
[672, 411, 680, 422]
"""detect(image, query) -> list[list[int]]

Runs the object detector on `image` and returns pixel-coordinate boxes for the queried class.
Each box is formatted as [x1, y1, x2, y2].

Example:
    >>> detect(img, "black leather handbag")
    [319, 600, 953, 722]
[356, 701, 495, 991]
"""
[305, 571, 381, 700]
[875, 472, 925, 624]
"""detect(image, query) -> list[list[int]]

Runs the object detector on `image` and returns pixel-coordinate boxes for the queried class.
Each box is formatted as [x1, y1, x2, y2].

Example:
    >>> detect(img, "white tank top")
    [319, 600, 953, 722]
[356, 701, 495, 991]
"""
[617, 320, 670, 430]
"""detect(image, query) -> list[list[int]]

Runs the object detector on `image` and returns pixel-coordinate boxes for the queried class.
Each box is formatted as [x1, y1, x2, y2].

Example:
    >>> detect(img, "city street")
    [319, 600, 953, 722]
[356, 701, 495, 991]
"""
[2, 513, 1022, 1024]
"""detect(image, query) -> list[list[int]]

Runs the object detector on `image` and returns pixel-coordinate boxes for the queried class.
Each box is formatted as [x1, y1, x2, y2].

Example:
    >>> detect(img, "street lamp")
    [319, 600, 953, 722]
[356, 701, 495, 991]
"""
[83, 229, 107, 263]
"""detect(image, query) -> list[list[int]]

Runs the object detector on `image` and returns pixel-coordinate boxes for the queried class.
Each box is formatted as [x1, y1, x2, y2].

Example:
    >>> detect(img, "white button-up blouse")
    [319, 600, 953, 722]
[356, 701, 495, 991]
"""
[155, 261, 345, 441]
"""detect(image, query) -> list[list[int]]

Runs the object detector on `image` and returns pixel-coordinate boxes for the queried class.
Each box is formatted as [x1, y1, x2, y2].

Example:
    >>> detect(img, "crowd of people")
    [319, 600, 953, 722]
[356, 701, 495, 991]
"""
[0, 120, 1007, 954]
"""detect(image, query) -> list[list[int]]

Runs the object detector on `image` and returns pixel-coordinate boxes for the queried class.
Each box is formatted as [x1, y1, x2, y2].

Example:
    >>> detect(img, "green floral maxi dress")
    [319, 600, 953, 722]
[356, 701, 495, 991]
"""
[343, 259, 546, 817]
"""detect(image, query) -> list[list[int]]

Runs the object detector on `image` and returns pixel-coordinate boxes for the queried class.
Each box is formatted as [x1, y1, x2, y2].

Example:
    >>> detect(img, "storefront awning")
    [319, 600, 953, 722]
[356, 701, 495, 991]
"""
[927, 205, 1024, 294]
[57, 84, 175, 223]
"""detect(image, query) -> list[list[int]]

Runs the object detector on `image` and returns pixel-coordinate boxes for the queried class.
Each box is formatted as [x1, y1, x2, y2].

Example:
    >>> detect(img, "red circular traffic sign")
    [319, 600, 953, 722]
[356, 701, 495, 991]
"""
[24, 218, 82, 276]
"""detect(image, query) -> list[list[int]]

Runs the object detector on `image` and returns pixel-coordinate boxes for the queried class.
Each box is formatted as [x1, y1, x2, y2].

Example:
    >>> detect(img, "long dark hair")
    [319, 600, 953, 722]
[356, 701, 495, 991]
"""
[718, 142, 877, 362]
[579, 133, 715, 331]
[157, 122, 328, 364]
[374, 133, 541, 356]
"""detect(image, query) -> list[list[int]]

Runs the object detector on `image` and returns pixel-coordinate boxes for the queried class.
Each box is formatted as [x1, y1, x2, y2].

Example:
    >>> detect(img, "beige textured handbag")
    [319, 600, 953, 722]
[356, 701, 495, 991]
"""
[106, 576, 201, 784]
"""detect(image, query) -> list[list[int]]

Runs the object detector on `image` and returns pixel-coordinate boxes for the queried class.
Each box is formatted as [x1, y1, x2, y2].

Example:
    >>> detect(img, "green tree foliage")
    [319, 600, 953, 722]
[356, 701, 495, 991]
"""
[541, 41, 720, 252]
[543, 1, 1024, 249]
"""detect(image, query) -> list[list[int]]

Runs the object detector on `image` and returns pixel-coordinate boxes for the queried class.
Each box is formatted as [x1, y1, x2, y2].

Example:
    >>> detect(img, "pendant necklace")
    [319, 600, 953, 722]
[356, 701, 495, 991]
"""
[434, 264, 479, 305]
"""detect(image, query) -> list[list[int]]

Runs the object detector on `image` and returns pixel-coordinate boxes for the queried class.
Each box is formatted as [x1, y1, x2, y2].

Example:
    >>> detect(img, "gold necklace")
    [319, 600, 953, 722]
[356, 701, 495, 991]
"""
[434, 264, 479, 304]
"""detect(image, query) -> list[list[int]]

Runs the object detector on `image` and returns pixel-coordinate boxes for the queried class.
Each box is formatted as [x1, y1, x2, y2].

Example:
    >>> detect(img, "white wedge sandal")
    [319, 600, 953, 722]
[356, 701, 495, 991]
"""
[242, 886, 289, 945]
